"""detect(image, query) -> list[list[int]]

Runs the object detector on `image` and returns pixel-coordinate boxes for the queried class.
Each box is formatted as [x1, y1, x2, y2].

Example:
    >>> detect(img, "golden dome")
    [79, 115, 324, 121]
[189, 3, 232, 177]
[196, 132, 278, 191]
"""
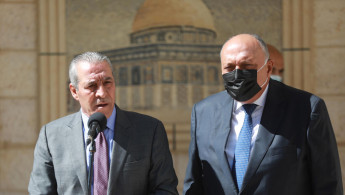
[132, 0, 216, 33]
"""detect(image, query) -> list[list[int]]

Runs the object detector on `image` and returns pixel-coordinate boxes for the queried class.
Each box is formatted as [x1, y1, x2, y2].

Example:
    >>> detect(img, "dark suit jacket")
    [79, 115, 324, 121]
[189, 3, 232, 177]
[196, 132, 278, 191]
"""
[184, 80, 343, 195]
[29, 105, 178, 195]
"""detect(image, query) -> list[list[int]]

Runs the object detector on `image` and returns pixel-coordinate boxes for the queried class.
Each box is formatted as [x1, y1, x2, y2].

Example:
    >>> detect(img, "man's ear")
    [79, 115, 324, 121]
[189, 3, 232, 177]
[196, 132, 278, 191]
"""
[69, 83, 79, 101]
[266, 59, 273, 75]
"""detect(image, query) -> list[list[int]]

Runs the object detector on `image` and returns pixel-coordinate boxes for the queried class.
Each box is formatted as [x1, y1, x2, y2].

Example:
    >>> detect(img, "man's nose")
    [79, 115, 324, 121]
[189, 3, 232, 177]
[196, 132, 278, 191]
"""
[96, 85, 106, 98]
[235, 65, 244, 70]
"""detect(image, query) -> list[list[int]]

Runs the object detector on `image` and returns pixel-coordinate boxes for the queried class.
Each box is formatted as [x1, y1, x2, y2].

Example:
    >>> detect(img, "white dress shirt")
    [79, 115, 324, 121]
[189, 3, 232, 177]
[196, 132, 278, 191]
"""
[225, 84, 269, 169]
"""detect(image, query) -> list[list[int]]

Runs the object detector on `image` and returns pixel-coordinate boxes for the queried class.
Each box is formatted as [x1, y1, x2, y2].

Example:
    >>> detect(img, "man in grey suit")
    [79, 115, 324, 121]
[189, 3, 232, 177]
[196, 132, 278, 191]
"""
[29, 52, 178, 195]
[183, 34, 343, 194]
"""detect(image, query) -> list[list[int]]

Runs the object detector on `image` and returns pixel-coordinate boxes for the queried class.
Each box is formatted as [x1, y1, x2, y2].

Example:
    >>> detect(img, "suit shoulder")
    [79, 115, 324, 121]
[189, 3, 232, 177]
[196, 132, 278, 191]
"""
[194, 90, 229, 108]
[36, 112, 80, 140]
[44, 112, 80, 129]
[120, 109, 161, 125]
[270, 80, 324, 111]
[271, 80, 319, 100]
[117, 109, 165, 137]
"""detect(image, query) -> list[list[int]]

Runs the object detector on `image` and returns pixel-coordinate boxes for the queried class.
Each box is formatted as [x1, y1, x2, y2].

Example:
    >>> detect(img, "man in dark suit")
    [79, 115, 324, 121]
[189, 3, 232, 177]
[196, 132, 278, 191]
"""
[28, 52, 178, 194]
[183, 34, 343, 195]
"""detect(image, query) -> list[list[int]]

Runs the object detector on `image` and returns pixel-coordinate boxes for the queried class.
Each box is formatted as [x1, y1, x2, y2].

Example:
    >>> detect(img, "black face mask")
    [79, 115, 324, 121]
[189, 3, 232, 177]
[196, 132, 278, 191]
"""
[222, 69, 261, 102]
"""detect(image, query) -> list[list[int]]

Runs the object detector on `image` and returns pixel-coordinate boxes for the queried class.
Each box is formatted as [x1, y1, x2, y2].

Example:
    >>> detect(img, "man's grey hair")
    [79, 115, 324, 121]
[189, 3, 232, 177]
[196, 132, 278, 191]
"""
[220, 33, 270, 62]
[69, 52, 114, 89]
[250, 34, 270, 62]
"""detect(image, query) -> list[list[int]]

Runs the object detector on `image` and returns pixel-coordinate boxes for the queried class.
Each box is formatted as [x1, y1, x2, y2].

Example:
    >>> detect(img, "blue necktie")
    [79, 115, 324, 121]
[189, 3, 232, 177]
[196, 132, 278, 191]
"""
[233, 104, 257, 190]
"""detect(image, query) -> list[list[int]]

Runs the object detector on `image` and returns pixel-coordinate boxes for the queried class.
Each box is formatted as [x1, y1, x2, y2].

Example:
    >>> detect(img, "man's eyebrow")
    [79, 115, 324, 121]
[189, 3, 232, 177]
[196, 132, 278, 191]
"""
[238, 59, 254, 64]
[85, 80, 97, 87]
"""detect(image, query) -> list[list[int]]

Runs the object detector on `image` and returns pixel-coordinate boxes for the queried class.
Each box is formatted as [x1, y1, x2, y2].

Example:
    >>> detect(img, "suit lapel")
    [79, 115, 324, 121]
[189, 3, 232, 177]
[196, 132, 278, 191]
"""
[241, 80, 286, 192]
[215, 92, 238, 194]
[66, 112, 88, 194]
[108, 106, 131, 194]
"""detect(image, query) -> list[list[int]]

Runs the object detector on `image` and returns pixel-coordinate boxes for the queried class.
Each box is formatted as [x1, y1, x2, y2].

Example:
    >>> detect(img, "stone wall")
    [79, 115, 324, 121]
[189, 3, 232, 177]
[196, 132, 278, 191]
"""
[0, 1, 37, 194]
[313, 0, 345, 181]
[0, 0, 344, 194]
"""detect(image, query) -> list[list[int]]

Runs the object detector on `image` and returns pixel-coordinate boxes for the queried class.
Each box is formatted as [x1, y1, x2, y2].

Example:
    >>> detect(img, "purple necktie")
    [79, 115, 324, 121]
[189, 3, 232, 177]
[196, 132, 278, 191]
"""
[94, 131, 109, 195]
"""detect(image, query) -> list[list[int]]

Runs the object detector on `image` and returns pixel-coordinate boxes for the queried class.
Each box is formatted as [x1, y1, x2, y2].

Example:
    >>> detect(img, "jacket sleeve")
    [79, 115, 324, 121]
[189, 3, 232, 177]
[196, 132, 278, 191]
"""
[307, 96, 343, 195]
[149, 120, 179, 195]
[183, 104, 204, 195]
[28, 125, 58, 195]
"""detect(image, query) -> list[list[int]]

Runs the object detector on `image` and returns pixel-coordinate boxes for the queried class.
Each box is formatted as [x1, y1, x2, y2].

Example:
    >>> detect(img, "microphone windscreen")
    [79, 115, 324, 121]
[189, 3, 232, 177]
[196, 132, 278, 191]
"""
[87, 112, 107, 131]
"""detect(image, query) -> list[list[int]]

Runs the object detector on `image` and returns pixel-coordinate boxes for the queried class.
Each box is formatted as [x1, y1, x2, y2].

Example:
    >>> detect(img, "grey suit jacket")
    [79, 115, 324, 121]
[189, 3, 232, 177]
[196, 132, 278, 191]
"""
[29, 105, 178, 195]
[183, 80, 343, 195]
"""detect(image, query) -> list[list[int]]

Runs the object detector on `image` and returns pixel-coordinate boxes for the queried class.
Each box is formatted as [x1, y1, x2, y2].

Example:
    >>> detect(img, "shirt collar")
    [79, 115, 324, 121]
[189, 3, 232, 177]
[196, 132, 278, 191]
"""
[81, 105, 116, 132]
[107, 107, 116, 131]
[233, 83, 270, 112]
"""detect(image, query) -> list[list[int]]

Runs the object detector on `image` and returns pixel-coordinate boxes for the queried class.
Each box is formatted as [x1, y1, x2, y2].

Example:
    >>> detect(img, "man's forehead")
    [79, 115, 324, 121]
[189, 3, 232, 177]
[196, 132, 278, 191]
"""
[222, 45, 258, 60]
[222, 52, 255, 62]
[224, 43, 259, 56]
[78, 66, 113, 82]
[87, 74, 112, 79]
[77, 61, 111, 72]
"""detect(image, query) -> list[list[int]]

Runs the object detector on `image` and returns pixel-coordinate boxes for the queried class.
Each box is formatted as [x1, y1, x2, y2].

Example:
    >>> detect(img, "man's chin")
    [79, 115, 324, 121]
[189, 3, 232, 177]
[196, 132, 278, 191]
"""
[95, 105, 114, 118]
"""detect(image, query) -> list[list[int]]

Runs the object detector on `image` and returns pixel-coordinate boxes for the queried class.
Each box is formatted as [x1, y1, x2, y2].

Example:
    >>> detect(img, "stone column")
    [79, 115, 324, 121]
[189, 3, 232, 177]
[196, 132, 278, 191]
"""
[38, 0, 67, 126]
[282, 0, 313, 92]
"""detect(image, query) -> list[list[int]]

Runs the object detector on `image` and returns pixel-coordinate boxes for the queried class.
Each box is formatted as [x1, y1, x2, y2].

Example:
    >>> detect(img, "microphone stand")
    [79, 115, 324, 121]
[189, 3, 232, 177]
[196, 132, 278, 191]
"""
[87, 139, 96, 195]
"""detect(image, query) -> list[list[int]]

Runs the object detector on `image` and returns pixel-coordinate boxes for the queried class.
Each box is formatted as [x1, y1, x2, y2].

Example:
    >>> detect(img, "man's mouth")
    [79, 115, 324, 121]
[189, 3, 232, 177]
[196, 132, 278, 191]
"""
[96, 103, 108, 108]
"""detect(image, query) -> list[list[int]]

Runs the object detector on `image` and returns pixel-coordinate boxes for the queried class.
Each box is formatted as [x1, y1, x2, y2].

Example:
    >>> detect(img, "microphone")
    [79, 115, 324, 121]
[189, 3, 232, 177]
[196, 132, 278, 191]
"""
[86, 112, 107, 146]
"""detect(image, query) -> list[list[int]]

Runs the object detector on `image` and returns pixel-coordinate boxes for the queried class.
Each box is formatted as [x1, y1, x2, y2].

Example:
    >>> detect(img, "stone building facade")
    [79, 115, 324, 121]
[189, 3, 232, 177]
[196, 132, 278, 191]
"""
[0, 0, 344, 194]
